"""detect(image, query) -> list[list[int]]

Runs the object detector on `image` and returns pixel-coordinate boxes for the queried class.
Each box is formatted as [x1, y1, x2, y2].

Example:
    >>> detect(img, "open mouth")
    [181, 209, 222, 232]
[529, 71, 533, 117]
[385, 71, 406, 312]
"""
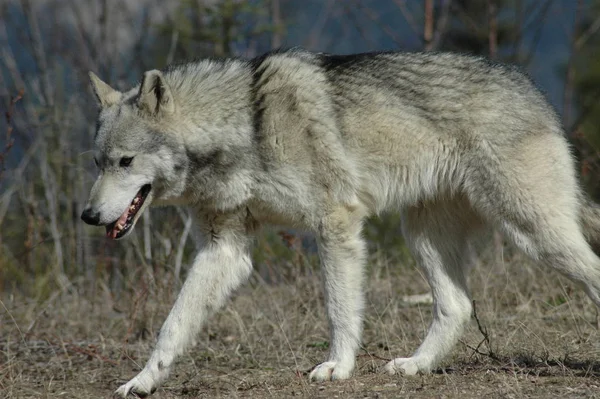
[106, 184, 152, 240]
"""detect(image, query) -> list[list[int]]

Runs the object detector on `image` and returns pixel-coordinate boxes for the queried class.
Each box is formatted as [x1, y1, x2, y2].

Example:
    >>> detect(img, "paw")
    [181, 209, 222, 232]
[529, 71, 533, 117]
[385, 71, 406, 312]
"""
[114, 375, 156, 398]
[309, 361, 353, 382]
[114, 364, 167, 398]
[383, 357, 422, 376]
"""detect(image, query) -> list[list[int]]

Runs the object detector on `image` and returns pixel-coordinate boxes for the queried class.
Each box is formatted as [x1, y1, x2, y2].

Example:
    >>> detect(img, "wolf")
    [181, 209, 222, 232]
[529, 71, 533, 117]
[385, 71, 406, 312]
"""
[81, 49, 600, 397]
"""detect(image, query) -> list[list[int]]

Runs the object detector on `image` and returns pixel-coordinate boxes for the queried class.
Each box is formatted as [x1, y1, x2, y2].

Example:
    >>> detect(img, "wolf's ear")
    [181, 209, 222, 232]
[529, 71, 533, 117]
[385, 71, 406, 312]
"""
[89, 72, 121, 108]
[137, 70, 175, 116]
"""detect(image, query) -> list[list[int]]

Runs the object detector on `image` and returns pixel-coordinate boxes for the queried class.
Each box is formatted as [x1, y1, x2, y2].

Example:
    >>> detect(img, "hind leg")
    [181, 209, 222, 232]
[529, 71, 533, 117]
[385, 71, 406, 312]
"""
[384, 197, 481, 375]
[465, 134, 600, 309]
[492, 205, 600, 308]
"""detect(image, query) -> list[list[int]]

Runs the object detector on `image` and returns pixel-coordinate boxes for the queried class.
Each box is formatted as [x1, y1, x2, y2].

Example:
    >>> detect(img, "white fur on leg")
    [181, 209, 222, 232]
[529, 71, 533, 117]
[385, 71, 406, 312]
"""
[114, 211, 254, 397]
[309, 360, 354, 381]
[388, 200, 475, 376]
[114, 347, 174, 397]
[114, 360, 166, 397]
[383, 357, 421, 376]
[310, 205, 366, 382]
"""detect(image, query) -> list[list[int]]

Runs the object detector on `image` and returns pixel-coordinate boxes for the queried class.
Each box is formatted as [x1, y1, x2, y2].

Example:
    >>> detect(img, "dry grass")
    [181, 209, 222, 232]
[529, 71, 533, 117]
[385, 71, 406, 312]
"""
[2, 246, 600, 399]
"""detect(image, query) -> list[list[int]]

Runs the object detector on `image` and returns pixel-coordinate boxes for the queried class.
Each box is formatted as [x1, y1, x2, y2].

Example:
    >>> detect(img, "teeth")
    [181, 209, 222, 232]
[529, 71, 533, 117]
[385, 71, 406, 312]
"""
[133, 198, 140, 204]
[116, 223, 124, 230]
[130, 205, 136, 211]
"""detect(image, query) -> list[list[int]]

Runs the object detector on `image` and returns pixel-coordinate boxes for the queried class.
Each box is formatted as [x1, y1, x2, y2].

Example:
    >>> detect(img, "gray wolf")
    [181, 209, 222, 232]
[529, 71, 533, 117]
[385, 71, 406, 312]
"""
[81, 49, 600, 397]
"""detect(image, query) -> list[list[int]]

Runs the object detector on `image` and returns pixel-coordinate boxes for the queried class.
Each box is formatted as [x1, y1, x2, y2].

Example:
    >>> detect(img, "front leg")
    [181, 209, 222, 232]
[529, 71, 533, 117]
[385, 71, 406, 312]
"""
[309, 205, 367, 382]
[115, 210, 256, 398]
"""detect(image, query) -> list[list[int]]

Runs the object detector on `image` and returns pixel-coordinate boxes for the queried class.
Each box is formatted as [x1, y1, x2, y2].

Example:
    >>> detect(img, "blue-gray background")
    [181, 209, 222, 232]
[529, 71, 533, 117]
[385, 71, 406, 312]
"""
[1, 0, 599, 293]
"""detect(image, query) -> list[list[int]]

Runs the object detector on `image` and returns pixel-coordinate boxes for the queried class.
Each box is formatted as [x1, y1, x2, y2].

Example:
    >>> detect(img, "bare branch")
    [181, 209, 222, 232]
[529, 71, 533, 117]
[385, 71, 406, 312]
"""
[305, 0, 335, 50]
[20, 0, 51, 104]
[567, 87, 600, 137]
[356, 1, 405, 47]
[392, 0, 420, 37]
[575, 14, 600, 49]
[143, 211, 152, 263]
[166, 29, 179, 65]
[563, 0, 585, 133]
[488, 0, 498, 59]
[453, 2, 483, 36]
[271, 0, 282, 49]
[0, 90, 23, 182]
[174, 208, 193, 284]
[424, 0, 434, 50]
[0, 138, 41, 226]
[342, 5, 379, 49]
[430, 0, 453, 51]
[521, 1, 554, 66]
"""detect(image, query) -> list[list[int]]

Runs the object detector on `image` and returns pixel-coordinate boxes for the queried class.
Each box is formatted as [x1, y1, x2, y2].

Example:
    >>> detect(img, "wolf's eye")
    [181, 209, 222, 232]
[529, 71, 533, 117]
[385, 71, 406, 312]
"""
[94, 158, 99, 168]
[120, 157, 134, 167]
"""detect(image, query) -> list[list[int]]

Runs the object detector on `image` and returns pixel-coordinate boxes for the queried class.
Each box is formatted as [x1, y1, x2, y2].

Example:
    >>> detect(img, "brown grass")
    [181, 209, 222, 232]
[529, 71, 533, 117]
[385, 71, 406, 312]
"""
[2, 246, 600, 399]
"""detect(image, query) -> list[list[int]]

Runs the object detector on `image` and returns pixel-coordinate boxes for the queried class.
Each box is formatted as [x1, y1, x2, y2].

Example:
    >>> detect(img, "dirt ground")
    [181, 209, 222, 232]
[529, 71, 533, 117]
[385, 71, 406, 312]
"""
[2, 250, 600, 398]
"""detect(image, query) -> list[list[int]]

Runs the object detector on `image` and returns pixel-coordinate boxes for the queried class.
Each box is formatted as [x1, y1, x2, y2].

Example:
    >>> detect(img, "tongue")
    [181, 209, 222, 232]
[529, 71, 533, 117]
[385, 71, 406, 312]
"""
[110, 207, 131, 239]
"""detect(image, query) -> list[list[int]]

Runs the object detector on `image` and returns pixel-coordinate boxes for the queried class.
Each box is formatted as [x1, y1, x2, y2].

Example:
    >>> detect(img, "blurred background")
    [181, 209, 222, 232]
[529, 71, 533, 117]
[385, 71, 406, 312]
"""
[1, 0, 600, 299]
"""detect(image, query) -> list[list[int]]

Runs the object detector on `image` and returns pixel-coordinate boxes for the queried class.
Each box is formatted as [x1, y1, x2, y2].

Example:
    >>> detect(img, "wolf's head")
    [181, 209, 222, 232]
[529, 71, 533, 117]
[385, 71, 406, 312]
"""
[81, 70, 188, 240]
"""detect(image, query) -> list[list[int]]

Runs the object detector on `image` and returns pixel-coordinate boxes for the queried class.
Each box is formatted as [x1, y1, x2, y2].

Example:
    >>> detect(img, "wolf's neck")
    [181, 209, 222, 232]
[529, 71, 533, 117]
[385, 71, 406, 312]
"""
[164, 59, 254, 131]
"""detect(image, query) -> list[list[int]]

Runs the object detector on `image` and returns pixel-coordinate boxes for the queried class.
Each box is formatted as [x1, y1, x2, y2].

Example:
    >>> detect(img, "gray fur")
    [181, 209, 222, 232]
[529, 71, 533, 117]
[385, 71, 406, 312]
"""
[81, 49, 600, 397]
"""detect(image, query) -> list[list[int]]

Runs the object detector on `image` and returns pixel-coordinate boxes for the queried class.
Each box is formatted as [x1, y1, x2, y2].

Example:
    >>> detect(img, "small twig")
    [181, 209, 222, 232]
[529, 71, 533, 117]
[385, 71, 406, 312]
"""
[357, 350, 391, 362]
[459, 339, 500, 362]
[472, 301, 490, 351]
[18, 333, 119, 366]
[464, 300, 501, 362]
[50, 335, 118, 365]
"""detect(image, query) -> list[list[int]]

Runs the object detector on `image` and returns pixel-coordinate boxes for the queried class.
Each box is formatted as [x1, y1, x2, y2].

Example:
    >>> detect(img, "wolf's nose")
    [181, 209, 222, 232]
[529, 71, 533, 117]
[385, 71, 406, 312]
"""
[81, 208, 101, 225]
